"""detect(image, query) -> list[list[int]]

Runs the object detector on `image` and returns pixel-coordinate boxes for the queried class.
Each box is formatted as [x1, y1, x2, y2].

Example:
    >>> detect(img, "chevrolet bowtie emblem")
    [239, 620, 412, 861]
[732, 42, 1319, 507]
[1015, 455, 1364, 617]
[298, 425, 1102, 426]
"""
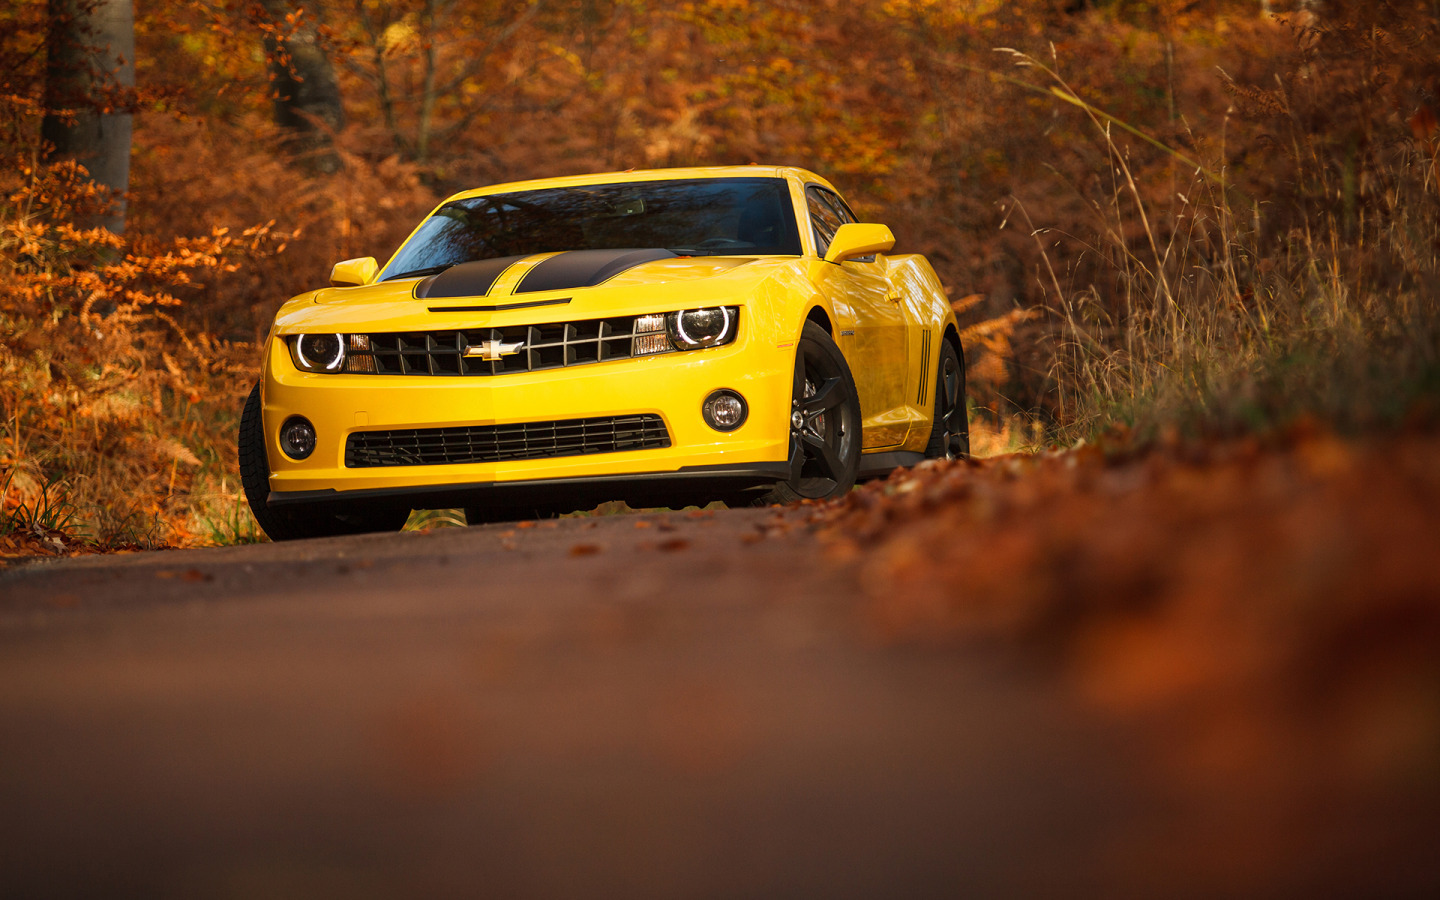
[463, 339, 525, 361]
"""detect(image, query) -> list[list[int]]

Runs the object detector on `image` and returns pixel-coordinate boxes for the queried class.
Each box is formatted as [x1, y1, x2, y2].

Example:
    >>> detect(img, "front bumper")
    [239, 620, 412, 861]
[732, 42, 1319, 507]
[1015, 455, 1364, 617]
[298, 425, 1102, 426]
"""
[261, 331, 794, 509]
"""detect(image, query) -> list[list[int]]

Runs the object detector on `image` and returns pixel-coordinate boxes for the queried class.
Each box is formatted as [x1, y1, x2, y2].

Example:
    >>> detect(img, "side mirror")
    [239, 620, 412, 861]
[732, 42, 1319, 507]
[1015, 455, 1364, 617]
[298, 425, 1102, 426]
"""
[329, 257, 379, 287]
[824, 223, 895, 264]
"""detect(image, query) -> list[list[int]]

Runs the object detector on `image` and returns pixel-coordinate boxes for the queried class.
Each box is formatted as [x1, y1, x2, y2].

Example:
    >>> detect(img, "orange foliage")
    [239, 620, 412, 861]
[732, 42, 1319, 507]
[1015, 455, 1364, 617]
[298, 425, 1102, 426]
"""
[0, 153, 289, 548]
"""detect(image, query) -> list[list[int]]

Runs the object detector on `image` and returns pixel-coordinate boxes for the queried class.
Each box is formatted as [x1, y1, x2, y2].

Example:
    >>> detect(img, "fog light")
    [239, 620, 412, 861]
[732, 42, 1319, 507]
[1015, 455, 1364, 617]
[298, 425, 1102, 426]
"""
[702, 389, 747, 432]
[280, 416, 317, 459]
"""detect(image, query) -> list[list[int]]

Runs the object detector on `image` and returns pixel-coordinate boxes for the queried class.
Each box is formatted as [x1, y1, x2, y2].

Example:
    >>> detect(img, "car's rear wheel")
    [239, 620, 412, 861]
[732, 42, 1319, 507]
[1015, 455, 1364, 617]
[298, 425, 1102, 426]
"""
[762, 321, 861, 504]
[238, 383, 409, 541]
[924, 339, 970, 460]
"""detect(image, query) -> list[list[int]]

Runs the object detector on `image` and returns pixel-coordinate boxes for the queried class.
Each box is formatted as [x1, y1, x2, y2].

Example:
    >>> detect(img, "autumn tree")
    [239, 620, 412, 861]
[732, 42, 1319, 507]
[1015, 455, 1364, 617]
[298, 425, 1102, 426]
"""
[41, 0, 134, 233]
[259, 0, 345, 173]
[335, 0, 545, 166]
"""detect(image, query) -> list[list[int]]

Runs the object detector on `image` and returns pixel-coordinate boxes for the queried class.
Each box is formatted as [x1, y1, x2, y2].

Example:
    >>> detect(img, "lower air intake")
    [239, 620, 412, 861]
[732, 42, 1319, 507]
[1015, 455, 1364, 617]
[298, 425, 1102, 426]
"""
[345, 415, 670, 468]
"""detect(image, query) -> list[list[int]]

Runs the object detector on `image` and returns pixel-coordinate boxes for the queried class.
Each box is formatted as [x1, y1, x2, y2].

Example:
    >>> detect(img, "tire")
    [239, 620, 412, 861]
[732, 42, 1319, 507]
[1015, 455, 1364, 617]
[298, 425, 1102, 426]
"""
[761, 321, 862, 504]
[238, 384, 409, 541]
[924, 339, 970, 460]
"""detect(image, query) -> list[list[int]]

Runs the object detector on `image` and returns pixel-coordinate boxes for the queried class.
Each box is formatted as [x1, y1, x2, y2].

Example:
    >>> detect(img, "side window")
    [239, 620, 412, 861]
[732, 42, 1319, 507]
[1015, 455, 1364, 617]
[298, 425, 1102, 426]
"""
[817, 188, 875, 263]
[806, 186, 846, 257]
[820, 190, 857, 227]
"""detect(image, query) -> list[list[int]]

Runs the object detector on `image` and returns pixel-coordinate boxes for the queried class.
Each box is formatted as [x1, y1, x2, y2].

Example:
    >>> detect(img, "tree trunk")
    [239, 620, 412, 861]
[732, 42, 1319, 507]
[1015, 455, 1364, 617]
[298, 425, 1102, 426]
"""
[416, 0, 440, 164]
[41, 0, 135, 234]
[260, 0, 344, 173]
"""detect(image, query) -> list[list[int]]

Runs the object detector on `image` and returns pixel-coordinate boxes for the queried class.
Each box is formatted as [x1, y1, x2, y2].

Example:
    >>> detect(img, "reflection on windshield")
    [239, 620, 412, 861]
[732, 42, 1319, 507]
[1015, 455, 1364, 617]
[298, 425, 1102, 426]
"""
[382, 177, 801, 280]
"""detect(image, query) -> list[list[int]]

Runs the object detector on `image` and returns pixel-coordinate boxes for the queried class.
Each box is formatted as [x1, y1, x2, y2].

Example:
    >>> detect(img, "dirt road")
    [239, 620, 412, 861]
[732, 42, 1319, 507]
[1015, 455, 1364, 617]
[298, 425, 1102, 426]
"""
[0, 507, 1132, 897]
[1, 441, 1437, 897]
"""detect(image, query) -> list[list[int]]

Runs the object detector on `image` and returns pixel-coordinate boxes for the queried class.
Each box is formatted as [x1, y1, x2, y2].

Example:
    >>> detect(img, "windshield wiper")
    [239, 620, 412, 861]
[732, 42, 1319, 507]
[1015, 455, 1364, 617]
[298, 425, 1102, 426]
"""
[382, 263, 456, 281]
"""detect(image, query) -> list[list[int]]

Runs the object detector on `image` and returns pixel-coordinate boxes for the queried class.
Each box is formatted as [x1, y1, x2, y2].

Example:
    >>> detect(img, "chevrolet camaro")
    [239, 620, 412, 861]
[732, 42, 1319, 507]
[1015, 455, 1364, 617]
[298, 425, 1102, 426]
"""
[238, 166, 968, 540]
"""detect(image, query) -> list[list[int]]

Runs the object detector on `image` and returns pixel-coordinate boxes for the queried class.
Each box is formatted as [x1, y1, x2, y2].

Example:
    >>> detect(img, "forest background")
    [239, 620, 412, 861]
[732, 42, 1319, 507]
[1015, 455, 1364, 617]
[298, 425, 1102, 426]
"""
[1, 0, 1437, 549]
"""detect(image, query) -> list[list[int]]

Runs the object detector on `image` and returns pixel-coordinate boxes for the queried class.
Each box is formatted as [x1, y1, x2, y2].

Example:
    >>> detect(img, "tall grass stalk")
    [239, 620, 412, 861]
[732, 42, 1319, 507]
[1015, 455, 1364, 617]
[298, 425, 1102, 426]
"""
[1002, 27, 1440, 444]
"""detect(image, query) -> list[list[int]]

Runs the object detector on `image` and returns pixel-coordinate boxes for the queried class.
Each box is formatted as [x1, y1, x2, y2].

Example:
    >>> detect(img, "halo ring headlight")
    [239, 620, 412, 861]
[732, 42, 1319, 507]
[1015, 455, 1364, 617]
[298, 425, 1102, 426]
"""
[668, 307, 735, 350]
[296, 333, 346, 372]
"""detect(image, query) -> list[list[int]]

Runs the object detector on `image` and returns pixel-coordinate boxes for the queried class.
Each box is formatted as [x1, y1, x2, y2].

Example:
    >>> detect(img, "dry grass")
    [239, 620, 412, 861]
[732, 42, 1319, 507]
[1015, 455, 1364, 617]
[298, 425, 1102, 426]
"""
[1011, 5, 1440, 444]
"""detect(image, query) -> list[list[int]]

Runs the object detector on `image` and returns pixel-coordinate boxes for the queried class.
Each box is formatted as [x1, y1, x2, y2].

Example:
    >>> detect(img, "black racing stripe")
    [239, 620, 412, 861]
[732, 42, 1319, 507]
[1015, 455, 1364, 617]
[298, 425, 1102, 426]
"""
[427, 298, 572, 313]
[415, 255, 528, 299]
[515, 248, 676, 294]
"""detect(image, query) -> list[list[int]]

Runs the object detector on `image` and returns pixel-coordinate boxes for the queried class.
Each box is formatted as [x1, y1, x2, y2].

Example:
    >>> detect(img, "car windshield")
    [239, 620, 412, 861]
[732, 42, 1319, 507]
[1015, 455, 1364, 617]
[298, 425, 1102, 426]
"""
[380, 177, 802, 280]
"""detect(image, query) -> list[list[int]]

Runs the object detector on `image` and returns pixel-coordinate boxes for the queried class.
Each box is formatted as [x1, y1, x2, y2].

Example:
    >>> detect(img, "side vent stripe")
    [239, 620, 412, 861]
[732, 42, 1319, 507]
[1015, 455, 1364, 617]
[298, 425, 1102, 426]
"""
[916, 331, 933, 406]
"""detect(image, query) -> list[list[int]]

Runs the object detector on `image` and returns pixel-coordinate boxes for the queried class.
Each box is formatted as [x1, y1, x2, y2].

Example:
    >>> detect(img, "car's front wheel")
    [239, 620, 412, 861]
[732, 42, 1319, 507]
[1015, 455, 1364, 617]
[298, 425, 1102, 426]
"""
[238, 384, 409, 541]
[924, 339, 970, 460]
[762, 321, 862, 504]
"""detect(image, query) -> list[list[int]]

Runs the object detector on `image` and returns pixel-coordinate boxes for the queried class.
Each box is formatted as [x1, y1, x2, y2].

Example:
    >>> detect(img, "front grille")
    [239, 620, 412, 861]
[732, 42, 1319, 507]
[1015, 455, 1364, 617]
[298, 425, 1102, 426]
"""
[342, 314, 669, 376]
[345, 414, 670, 468]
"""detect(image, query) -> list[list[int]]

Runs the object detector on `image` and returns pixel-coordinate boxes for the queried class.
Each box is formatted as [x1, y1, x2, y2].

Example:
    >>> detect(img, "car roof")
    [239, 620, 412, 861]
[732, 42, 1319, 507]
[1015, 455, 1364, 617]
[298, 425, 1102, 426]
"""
[446, 165, 840, 202]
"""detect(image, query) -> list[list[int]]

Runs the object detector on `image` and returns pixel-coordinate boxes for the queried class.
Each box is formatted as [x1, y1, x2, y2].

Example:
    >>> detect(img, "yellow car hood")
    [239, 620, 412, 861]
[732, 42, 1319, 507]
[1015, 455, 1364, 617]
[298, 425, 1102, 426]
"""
[273, 255, 794, 334]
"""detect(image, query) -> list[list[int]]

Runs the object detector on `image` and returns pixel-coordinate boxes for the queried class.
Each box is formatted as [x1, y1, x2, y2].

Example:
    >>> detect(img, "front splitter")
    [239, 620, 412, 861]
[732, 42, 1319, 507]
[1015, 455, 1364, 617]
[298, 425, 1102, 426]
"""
[265, 462, 792, 514]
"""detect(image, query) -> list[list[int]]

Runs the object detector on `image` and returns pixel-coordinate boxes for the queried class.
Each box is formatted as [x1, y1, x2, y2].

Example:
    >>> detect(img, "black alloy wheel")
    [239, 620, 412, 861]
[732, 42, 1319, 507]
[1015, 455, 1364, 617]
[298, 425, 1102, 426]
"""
[763, 321, 862, 504]
[238, 384, 409, 541]
[924, 339, 970, 460]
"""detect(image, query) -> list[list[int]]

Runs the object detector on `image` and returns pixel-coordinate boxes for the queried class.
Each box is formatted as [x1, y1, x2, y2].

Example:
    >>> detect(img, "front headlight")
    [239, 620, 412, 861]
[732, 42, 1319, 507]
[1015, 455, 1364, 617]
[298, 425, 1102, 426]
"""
[666, 307, 737, 350]
[632, 307, 739, 356]
[291, 333, 346, 372]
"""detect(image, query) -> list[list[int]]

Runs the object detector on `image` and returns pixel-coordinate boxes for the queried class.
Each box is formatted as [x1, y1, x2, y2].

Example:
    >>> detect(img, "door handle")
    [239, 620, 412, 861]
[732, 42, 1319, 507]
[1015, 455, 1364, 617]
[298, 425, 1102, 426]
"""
[885, 289, 902, 303]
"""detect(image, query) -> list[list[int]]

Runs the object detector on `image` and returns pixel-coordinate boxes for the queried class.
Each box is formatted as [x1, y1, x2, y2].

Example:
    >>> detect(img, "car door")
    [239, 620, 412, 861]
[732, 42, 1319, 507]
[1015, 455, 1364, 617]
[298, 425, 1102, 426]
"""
[806, 186, 910, 449]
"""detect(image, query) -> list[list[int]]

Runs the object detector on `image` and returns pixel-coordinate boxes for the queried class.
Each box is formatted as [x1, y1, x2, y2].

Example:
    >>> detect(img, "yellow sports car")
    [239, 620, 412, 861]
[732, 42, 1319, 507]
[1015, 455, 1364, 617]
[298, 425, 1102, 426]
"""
[239, 166, 967, 540]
